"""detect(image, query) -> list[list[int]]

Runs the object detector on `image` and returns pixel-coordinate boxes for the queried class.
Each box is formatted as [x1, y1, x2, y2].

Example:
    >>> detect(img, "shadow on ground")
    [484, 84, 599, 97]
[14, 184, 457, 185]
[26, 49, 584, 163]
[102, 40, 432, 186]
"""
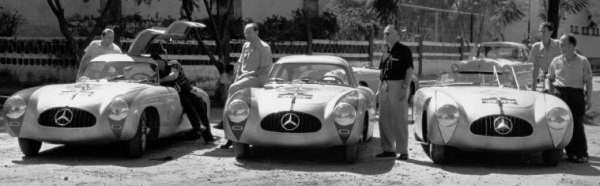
[202, 137, 396, 175]
[11, 136, 218, 168]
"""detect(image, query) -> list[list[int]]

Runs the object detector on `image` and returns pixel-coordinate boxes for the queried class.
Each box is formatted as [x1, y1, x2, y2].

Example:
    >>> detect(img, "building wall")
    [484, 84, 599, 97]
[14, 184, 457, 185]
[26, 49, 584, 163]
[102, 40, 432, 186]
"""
[241, 0, 304, 22]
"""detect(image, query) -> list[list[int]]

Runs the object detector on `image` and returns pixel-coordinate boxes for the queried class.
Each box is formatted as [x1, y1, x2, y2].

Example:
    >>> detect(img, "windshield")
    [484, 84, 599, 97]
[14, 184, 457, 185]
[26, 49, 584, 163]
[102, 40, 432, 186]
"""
[475, 45, 527, 61]
[267, 63, 352, 87]
[79, 61, 158, 83]
[435, 70, 526, 89]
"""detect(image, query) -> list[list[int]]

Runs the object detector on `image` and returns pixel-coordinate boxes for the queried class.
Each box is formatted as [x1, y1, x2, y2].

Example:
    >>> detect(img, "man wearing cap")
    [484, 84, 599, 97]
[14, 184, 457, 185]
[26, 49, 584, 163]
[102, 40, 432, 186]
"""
[375, 24, 413, 160]
[544, 34, 593, 163]
[529, 22, 561, 91]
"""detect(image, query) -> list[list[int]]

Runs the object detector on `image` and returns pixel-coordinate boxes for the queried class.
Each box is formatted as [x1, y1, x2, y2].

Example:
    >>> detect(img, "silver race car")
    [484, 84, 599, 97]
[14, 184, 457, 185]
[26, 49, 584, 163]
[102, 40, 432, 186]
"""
[223, 55, 376, 163]
[413, 63, 572, 166]
[2, 21, 210, 158]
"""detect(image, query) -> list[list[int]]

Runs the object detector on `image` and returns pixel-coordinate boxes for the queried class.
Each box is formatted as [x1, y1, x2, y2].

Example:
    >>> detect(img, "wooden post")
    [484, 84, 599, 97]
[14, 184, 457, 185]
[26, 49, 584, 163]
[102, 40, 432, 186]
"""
[416, 34, 423, 78]
[367, 25, 374, 68]
[457, 36, 464, 60]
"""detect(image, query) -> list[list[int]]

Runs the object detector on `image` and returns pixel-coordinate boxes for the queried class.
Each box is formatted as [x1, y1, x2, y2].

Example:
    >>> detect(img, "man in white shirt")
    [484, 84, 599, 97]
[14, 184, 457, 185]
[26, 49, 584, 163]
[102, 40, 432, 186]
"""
[529, 22, 561, 91]
[77, 28, 122, 76]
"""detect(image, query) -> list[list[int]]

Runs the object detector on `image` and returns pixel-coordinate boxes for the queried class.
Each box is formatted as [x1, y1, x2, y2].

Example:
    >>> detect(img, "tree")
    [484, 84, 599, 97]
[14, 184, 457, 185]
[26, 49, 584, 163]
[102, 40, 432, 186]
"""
[539, 0, 589, 38]
[367, 0, 400, 25]
[47, 0, 120, 62]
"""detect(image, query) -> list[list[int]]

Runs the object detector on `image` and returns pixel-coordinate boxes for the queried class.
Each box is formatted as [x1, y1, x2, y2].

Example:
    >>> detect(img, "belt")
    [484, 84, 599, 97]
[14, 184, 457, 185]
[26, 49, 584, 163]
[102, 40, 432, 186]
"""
[554, 86, 584, 94]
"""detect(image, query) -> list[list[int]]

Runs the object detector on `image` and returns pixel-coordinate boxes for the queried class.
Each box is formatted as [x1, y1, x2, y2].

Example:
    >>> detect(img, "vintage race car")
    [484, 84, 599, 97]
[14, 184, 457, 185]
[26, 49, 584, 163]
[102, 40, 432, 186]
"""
[2, 21, 210, 158]
[452, 42, 534, 89]
[223, 55, 376, 163]
[413, 63, 573, 166]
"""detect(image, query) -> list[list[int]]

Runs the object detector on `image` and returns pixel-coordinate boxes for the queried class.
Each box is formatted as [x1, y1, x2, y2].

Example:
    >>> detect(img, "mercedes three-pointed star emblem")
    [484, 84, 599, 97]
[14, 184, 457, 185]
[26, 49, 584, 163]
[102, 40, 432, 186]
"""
[493, 116, 513, 135]
[54, 108, 74, 126]
[281, 113, 300, 131]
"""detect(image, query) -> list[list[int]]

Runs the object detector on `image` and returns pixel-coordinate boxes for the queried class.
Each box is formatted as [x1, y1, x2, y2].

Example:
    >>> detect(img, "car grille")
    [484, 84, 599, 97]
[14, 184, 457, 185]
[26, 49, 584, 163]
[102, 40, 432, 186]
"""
[261, 111, 321, 133]
[470, 115, 533, 137]
[38, 107, 97, 128]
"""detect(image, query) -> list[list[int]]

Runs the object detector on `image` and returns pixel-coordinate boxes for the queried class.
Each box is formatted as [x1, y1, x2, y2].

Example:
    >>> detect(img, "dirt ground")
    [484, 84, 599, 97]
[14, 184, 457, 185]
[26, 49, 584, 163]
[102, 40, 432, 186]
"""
[1, 82, 600, 185]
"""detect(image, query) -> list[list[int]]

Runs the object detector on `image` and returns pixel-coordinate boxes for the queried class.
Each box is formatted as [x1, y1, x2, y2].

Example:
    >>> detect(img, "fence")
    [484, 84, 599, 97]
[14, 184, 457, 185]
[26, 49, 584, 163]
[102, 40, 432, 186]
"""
[0, 37, 471, 97]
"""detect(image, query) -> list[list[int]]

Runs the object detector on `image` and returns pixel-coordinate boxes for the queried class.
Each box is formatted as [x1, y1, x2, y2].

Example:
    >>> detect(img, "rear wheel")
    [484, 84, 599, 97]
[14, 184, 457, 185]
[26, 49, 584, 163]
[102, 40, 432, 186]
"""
[18, 138, 42, 156]
[429, 143, 447, 164]
[233, 142, 250, 159]
[542, 148, 562, 166]
[343, 143, 360, 163]
[126, 111, 149, 158]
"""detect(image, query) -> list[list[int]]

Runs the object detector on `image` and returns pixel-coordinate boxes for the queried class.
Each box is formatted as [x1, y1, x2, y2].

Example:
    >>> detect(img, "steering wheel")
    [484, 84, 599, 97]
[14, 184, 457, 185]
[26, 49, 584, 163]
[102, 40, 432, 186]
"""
[129, 73, 153, 81]
[319, 75, 344, 85]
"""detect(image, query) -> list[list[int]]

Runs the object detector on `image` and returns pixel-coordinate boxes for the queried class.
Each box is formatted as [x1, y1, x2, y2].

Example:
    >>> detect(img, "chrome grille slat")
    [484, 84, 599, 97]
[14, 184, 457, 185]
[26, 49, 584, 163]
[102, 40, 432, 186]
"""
[261, 111, 321, 133]
[38, 107, 97, 128]
[470, 115, 533, 137]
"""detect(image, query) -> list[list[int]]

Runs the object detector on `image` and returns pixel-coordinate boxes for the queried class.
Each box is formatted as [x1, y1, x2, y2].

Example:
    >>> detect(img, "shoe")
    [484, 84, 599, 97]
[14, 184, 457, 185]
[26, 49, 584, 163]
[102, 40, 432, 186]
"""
[375, 151, 396, 158]
[566, 154, 576, 162]
[184, 130, 202, 140]
[219, 140, 233, 149]
[214, 121, 224, 129]
[397, 154, 409, 160]
[573, 156, 589, 163]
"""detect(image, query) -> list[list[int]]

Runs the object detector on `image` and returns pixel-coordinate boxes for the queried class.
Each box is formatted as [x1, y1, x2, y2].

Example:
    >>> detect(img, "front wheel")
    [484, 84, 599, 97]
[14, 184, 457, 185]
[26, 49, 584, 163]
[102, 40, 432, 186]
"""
[429, 143, 447, 164]
[343, 143, 360, 163]
[18, 138, 42, 156]
[542, 148, 562, 166]
[233, 142, 250, 159]
[126, 111, 149, 158]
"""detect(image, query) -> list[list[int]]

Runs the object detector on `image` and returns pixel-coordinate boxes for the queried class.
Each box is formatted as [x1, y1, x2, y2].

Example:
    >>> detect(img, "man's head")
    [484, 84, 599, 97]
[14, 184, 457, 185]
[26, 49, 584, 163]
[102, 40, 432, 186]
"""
[559, 34, 577, 55]
[538, 22, 554, 41]
[243, 23, 260, 42]
[383, 24, 401, 45]
[101, 28, 115, 46]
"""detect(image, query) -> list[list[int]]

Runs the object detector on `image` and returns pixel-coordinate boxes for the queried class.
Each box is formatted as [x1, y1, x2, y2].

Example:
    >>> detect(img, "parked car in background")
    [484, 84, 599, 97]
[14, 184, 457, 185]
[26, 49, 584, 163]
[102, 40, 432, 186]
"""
[2, 21, 210, 158]
[412, 63, 572, 166]
[452, 42, 534, 89]
[223, 55, 376, 163]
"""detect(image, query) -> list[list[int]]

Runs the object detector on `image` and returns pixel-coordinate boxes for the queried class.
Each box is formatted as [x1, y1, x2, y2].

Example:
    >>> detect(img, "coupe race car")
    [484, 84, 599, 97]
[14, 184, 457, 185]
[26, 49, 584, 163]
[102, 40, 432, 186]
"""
[412, 63, 573, 166]
[223, 55, 376, 163]
[2, 21, 210, 158]
[452, 42, 534, 89]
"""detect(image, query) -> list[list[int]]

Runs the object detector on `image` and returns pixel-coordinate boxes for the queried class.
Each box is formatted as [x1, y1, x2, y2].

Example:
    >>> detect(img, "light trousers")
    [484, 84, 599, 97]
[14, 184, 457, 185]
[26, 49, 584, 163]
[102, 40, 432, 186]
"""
[378, 80, 409, 154]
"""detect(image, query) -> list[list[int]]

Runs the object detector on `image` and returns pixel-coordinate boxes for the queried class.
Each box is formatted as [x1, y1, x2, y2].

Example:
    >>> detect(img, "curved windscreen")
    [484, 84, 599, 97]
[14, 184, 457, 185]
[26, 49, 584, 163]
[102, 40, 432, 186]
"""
[79, 61, 158, 83]
[475, 45, 528, 61]
[267, 63, 352, 87]
[435, 69, 526, 90]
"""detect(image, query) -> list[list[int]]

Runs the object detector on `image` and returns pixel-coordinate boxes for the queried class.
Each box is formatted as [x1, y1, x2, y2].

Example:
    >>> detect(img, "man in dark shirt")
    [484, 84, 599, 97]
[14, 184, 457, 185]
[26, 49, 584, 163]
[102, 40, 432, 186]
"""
[374, 25, 414, 160]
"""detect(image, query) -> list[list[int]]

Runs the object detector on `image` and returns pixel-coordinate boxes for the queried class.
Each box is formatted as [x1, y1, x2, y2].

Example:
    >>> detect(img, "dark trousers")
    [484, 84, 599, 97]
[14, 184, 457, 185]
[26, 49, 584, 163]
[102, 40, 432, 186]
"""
[553, 87, 588, 157]
[180, 91, 214, 141]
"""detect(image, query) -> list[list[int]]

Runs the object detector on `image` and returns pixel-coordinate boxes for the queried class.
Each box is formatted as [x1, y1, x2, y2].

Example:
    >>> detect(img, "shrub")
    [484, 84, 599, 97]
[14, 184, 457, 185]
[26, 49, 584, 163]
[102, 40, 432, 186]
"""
[0, 7, 24, 37]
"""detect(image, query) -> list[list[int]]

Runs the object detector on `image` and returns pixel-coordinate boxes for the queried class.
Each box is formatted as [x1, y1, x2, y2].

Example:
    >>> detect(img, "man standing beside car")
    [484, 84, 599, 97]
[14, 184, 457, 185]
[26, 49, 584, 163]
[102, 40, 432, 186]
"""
[219, 23, 273, 149]
[529, 22, 561, 91]
[78, 28, 122, 76]
[375, 25, 413, 160]
[544, 34, 592, 163]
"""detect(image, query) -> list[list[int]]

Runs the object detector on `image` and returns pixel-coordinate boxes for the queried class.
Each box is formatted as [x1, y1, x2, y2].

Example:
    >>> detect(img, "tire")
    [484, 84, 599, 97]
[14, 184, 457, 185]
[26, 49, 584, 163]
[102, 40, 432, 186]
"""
[429, 143, 447, 164]
[542, 148, 562, 166]
[126, 111, 149, 158]
[344, 143, 360, 163]
[421, 143, 431, 157]
[18, 138, 42, 156]
[233, 142, 250, 159]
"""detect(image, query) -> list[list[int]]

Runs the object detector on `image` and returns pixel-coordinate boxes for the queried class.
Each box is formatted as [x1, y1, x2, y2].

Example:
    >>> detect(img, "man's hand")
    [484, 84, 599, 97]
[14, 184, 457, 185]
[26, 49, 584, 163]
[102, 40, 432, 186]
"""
[586, 97, 593, 111]
[541, 89, 552, 94]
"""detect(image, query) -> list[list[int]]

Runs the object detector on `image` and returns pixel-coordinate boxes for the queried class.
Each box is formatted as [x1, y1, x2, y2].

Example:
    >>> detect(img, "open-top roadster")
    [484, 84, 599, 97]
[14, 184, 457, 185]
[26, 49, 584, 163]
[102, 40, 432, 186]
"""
[413, 63, 572, 166]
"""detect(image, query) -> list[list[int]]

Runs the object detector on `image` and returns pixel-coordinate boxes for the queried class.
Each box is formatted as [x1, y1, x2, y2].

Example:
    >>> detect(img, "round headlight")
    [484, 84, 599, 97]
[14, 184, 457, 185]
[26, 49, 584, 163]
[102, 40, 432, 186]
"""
[227, 100, 249, 123]
[4, 96, 26, 119]
[546, 107, 570, 129]
[334, 103, 357, 126]
[436, 104, 459, 127]
[108, 97, 129, 121]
